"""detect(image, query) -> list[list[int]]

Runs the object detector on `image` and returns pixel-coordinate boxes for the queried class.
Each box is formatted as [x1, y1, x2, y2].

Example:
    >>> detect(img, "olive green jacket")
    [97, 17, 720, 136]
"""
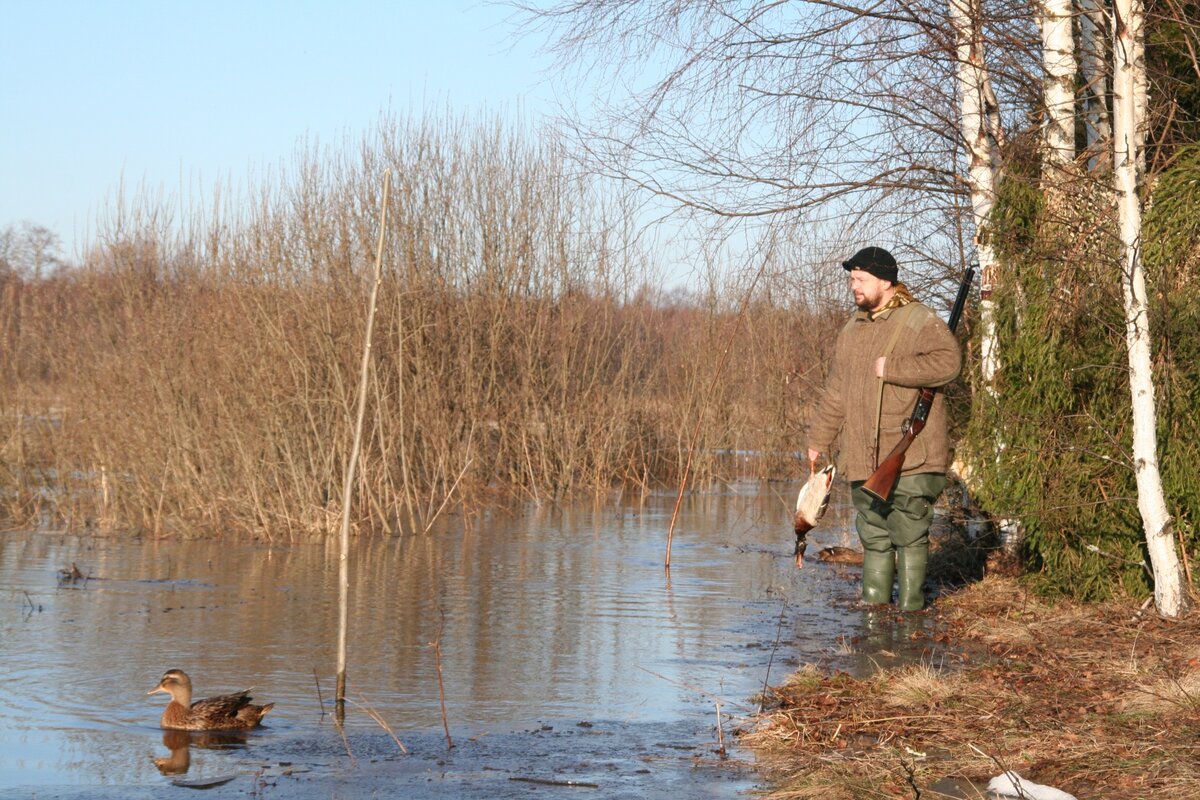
[806, 301, 962, 482]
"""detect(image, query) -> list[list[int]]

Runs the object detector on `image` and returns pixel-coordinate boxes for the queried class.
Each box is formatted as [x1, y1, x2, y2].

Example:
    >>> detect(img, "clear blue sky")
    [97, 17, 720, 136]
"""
[1, 0, 559, 259]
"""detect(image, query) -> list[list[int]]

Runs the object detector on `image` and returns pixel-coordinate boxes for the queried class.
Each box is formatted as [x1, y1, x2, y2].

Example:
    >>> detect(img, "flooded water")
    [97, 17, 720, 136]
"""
[0, 482, 946, 798]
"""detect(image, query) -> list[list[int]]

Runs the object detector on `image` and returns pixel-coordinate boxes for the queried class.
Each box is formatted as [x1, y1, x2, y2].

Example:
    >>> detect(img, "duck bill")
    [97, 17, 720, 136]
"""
[148, 684, 168, 696]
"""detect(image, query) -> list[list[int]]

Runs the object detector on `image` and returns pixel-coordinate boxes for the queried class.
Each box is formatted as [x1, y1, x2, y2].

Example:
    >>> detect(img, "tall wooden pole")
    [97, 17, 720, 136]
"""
[337, 170, 392, 712]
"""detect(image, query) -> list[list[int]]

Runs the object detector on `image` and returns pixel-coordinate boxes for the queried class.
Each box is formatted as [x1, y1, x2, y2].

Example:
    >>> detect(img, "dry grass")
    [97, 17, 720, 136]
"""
[0, 114, 841, 538]
[744, 576, 1200, 799]
[879, 661, 965, 708]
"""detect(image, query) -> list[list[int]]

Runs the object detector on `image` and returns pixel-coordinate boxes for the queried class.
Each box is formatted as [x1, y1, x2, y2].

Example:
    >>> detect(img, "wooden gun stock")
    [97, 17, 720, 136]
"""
[860, 267, 974, 503]
[861, 439, 909, 502]
[860, 389, 932, 502]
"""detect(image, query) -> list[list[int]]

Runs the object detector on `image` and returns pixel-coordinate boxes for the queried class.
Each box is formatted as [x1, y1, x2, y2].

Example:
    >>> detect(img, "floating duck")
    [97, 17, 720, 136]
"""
[57, 563, 85, 582]
[816, 545, 864, 565]
[148, 669, 274, 731]
[793, 463, 836, 567]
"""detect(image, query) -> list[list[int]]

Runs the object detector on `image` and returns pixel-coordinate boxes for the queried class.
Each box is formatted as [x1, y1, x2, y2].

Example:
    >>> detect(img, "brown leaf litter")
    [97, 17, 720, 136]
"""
[742, 576, 1200, 799]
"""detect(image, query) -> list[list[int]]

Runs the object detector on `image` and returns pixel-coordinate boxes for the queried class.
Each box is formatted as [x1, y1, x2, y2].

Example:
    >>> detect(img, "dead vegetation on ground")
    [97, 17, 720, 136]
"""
[743, 576, 1200, 799]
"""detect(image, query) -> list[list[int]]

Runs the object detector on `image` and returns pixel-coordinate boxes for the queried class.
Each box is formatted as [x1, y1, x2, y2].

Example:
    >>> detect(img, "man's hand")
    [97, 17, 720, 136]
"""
[806, 448, 821, 464]
[874, 356, 887, 378]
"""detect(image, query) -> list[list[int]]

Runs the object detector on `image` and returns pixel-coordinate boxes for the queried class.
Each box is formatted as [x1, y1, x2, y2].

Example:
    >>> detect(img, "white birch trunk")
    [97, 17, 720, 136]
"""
[950, 0, 1002, 386]
[1040, 0, 1078, 169]
[1079, 0, 1112, 168]
[951, 0, 1022, 551]
[1112, 0, 1191, 617]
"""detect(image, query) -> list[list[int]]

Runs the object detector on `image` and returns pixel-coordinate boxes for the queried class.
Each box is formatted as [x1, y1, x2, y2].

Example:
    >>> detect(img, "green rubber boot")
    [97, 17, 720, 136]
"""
[896, 545, 928, 611]
[861, 549, 895, 605]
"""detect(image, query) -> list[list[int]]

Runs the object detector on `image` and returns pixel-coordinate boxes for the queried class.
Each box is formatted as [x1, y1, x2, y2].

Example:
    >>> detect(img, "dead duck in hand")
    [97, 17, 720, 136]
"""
[148, 669, 274, 731]
[793, 463, 836, 567]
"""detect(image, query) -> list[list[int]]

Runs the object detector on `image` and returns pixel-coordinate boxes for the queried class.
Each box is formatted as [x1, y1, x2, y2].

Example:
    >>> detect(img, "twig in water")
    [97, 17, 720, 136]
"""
[665, 235, 777, 568]
[313, 669, 325, 716]
[336, 169, 392, 709]
[334, 715, 357, 768]
[715, 700, 726, 757]
[509, 777, 600, 788]
[422, 454, 473, 535]
[351, 694, 409, 753]
[759, 599, 789, 713]
[430, 609, 453, 750]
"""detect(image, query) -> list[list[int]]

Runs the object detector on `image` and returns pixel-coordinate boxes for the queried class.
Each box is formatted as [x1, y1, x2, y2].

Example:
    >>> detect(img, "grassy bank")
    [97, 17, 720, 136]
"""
[744, 576, 1200, 798]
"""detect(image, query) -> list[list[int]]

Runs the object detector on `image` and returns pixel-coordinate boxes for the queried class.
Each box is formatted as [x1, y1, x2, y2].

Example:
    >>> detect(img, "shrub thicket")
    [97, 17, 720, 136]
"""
[965, 146, 1200, 599]
[0, 116, 840, 538]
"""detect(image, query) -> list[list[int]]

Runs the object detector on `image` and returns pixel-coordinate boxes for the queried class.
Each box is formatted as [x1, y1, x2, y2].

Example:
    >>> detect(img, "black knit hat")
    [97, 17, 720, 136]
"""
[841, 246, 898, 283]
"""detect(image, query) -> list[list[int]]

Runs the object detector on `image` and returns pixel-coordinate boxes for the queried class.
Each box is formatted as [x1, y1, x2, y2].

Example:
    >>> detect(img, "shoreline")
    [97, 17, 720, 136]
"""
[744, 575, 1200, 799]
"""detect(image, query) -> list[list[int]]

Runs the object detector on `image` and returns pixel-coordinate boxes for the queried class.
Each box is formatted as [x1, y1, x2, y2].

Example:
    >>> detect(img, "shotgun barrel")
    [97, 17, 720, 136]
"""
[860, 266, 974, 502]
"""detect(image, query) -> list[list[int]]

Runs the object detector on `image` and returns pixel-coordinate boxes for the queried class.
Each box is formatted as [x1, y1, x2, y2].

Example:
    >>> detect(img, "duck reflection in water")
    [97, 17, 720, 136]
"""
[152, 728, 249, 776]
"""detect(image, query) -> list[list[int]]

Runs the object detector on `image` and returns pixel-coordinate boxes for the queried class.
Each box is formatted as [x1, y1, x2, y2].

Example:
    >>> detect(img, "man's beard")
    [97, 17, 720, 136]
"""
[854, 290, 881, 311]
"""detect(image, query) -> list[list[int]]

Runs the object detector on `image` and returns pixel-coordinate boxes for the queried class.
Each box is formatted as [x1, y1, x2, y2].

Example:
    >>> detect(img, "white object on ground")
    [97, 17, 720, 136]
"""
[986, 771, 1077, 800]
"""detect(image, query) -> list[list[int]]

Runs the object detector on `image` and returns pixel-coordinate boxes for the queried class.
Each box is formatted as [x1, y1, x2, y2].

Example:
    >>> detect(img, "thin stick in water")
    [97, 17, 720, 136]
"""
[759, 599, 789, 713]
[336, 170, 392, 709]
[431, 609, 453, 750]
[351, 694, 409, 754]
[665, 238, 776, 568]
[313, 668, 325, 716]
[715, 700, 726, 757]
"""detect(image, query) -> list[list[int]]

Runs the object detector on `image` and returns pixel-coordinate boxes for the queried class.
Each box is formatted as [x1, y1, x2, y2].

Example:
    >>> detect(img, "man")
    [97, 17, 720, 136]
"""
[806, 247, 962, 611]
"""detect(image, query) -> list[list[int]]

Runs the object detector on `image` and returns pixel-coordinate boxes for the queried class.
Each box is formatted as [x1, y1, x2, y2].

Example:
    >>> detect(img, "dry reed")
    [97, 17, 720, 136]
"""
[0, 114, 840, 538]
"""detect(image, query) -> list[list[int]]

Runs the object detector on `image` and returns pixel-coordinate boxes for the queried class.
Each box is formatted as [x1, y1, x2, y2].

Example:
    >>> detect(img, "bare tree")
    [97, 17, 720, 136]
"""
[0, 222, 63, 279]
[514, 0, 1040, 276]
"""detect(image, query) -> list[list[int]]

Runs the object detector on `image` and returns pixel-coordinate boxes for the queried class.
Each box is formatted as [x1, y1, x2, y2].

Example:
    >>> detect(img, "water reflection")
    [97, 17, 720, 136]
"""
[0, 486, 913, 793]
[152, 729, 248, 776]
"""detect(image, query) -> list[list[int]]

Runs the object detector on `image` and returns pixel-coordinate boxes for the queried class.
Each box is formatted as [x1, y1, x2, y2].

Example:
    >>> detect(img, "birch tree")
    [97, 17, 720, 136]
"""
[949, 0, 1004, 387]
[1040, 0, 1077, 170]
[1112, 0, 1191, 617]
[1079, 0, 1112, 167]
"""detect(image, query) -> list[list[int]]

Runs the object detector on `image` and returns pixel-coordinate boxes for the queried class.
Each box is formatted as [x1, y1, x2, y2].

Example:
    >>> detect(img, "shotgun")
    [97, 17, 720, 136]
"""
[860, 265, 975, 503]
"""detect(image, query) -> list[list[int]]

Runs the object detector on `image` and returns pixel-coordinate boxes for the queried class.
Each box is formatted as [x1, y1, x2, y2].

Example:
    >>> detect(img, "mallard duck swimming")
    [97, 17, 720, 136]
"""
[816, 545, 865, 565]
[148, 669, 274, 731]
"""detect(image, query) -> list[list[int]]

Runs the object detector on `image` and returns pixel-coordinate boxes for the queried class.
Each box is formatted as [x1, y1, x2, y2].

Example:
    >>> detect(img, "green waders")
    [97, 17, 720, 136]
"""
[850, 473, 947, 611]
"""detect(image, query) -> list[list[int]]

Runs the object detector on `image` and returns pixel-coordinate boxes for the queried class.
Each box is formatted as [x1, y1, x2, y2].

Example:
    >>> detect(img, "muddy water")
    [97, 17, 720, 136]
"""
[0, 483, 944, 798]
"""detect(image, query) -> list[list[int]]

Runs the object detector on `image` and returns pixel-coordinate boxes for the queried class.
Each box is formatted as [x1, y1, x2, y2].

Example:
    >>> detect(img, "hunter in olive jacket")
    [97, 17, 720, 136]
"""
[806, 299, 962, 483]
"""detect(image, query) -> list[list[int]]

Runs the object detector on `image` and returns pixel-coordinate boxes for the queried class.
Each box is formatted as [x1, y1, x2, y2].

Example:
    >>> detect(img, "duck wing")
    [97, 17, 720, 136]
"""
[191, 690, 272, 728]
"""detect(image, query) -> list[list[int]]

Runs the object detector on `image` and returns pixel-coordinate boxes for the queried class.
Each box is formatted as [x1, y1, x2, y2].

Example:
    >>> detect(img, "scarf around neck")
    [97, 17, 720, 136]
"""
[867, 282, 914, 320]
